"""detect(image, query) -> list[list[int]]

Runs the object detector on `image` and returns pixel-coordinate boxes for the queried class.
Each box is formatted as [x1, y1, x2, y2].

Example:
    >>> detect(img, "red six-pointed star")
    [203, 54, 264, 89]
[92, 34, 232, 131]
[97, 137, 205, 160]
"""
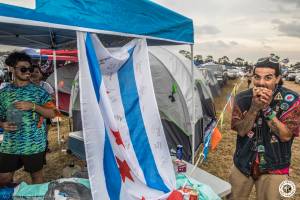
[110, 128, 125, 148]
[116, 157, 134, 182]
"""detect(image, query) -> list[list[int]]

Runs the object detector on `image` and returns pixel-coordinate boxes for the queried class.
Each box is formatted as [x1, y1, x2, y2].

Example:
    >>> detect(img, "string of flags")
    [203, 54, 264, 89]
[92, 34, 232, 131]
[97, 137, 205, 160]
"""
[188, 77, 245, 178]
[218, 79, 242, 130]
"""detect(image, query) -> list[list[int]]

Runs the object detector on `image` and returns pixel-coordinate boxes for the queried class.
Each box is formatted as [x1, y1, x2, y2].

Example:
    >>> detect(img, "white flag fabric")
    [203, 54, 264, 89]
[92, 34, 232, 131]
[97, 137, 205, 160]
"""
[77, 32, 176, 200]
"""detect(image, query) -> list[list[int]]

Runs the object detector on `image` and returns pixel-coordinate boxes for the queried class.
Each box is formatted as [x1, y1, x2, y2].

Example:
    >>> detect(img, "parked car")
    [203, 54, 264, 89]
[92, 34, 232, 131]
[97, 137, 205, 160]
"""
[286, 71, 297, 81]
[237, 68, 245, 77]
[226, 66, 239, 79]
[295, 73, 300, 84]
[221, 65, 228, 84]
[201, 63, 226, 87]
[281, 67, 288, 78]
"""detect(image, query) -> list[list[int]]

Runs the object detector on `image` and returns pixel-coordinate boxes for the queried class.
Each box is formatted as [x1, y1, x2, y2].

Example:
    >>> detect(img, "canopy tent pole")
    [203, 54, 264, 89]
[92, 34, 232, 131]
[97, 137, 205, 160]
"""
[52, 50, 61, 145]
[191, 44, 195, 164]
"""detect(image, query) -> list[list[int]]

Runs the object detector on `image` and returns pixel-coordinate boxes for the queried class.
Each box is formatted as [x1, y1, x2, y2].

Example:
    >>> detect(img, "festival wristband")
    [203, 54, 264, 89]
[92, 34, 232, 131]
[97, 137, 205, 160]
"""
[266, 111, 276, 121]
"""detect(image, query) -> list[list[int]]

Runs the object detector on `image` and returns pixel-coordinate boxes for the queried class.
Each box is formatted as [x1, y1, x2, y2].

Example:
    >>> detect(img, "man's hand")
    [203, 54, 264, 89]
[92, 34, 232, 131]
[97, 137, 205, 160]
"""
[14, 101, 34, 111]
[259, 88, 273, 108]
[252, 87, 272, 111]
[1, 122, 18, 132]
[252, 87, 266, 111]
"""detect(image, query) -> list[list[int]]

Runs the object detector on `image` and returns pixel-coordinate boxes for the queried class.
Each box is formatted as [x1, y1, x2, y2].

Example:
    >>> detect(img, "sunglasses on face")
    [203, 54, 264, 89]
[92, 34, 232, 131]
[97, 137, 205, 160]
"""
[15, 66, 34, 73]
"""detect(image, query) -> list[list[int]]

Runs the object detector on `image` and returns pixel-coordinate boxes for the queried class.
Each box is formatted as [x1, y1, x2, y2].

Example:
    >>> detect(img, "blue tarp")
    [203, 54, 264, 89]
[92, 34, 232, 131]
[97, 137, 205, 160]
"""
[0, 0, 193, 48]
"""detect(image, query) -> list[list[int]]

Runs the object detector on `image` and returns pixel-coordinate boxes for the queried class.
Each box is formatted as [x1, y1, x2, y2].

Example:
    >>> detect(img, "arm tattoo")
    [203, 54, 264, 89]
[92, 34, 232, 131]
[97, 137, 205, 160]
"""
[232, 104, 257, 137]
[269, 120, 280, 136]
[234, 113, 257, 136]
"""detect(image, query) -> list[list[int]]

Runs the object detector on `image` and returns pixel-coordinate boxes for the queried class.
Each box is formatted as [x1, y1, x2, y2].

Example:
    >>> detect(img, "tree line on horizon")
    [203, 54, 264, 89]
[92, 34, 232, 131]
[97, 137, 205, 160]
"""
[179, 50, 300, 69]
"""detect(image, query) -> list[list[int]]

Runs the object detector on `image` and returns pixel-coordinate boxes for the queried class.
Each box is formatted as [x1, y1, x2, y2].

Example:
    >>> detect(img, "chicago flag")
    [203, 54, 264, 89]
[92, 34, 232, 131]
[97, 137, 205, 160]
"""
[77, 32, 176, 200]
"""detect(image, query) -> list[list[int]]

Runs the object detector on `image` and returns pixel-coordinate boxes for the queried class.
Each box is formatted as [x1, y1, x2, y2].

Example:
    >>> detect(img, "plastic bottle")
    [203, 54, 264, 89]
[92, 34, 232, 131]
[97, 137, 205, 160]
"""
[6, 103, 23, 130]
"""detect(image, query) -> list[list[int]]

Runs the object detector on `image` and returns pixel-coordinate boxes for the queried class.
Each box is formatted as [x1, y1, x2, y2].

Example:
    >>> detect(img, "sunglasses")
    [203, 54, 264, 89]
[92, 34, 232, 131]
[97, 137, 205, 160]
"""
[257, 57, 279, 64]
[15, 66, 34, 73]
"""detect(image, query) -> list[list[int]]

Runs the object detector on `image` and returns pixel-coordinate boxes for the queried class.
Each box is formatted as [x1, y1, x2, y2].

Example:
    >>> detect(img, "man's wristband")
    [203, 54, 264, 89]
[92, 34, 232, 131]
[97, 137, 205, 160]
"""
[32, 103, 36, 111]
[262, 106, 272, 116]
[263, 106, 276, 121]
[266, 111, 276, 121]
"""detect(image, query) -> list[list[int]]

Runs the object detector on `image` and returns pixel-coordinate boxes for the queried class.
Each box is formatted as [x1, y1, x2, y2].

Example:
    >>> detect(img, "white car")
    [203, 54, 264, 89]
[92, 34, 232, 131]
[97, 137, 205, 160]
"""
[295, 73, 300, 84]
[286, 71, 296, 81]
[227, 69, 238, 79]
[237, 69, 245, 77]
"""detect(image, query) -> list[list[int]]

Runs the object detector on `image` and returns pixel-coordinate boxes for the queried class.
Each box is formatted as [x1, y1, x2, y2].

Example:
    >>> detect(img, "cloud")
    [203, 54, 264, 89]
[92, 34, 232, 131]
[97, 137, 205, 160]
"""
[198, 40, 240, 50]
[261, 41, 273, 50]
[260, 2, 299, 14]
[230, 41, 239, 46]
[271, 0, 300, 7]
[277, 5, 291, 13]
[272, 19, 282, 24]
[272, 19, 300, 38]
[265, 0, 300, 14]
[196, 25, 221, 35]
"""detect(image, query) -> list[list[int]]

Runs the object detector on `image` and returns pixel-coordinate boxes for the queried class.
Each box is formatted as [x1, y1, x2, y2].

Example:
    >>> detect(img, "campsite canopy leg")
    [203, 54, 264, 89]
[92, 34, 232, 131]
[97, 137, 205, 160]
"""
[53, 50, 61, 145]
[191, 44, 195, 164]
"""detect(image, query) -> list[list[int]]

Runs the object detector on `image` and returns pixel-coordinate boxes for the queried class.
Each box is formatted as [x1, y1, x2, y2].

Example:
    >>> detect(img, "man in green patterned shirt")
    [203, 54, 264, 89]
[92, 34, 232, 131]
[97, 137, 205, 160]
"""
[0, 52, 56, 186]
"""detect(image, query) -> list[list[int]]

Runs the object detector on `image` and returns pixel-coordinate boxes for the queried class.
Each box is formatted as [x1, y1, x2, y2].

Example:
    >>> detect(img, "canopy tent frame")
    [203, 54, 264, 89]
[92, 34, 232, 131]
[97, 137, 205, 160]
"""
[0, 0, 197, 161]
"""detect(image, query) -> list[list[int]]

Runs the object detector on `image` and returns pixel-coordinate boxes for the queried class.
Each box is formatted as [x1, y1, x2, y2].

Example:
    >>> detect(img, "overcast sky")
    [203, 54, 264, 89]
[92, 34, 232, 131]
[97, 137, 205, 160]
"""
[1, 0, 299, 64]
[154, 0, 300, 64]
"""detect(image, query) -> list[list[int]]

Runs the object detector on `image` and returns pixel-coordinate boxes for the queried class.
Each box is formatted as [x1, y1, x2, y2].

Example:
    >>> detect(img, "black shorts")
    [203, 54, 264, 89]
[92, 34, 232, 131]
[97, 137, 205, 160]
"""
[0, 152, 45, 173]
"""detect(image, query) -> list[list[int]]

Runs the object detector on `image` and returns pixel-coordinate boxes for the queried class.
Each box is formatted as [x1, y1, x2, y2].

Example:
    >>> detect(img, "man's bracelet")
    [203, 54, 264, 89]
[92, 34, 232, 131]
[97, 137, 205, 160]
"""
[266, 111, 276, 121]
[32, 103, 36, 111]
[262, 106, 272, 116]
[262, 106, 276, 120]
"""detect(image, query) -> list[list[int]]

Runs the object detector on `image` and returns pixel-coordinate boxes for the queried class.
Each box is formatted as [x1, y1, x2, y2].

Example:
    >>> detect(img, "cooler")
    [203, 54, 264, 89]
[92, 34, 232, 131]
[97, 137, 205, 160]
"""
[67, 131, 86, 160]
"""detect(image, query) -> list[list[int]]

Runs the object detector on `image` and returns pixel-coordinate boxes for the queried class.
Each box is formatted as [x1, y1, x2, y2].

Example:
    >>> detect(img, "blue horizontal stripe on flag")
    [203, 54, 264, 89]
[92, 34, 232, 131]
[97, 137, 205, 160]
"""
[118, 48, 169, 193]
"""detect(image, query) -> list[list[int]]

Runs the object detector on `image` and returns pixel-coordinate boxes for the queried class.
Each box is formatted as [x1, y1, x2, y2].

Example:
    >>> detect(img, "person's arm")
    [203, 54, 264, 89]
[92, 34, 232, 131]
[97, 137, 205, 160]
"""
[33, 103, 56, 119]
[44, 82, 56, 102]
[0, 121, 18, 131]
[14, 101, 56, 119]
[231, 103, 258, 137]
[231, 87, 267, 137]
[266, 116, 293, 142]
[268, 98, 300, 142]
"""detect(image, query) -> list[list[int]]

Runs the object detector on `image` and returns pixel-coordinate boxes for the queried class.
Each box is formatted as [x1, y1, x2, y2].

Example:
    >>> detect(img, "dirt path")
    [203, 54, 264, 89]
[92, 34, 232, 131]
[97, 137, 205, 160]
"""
[284, 81, 300, 94]
[201, 80, 300, 199]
